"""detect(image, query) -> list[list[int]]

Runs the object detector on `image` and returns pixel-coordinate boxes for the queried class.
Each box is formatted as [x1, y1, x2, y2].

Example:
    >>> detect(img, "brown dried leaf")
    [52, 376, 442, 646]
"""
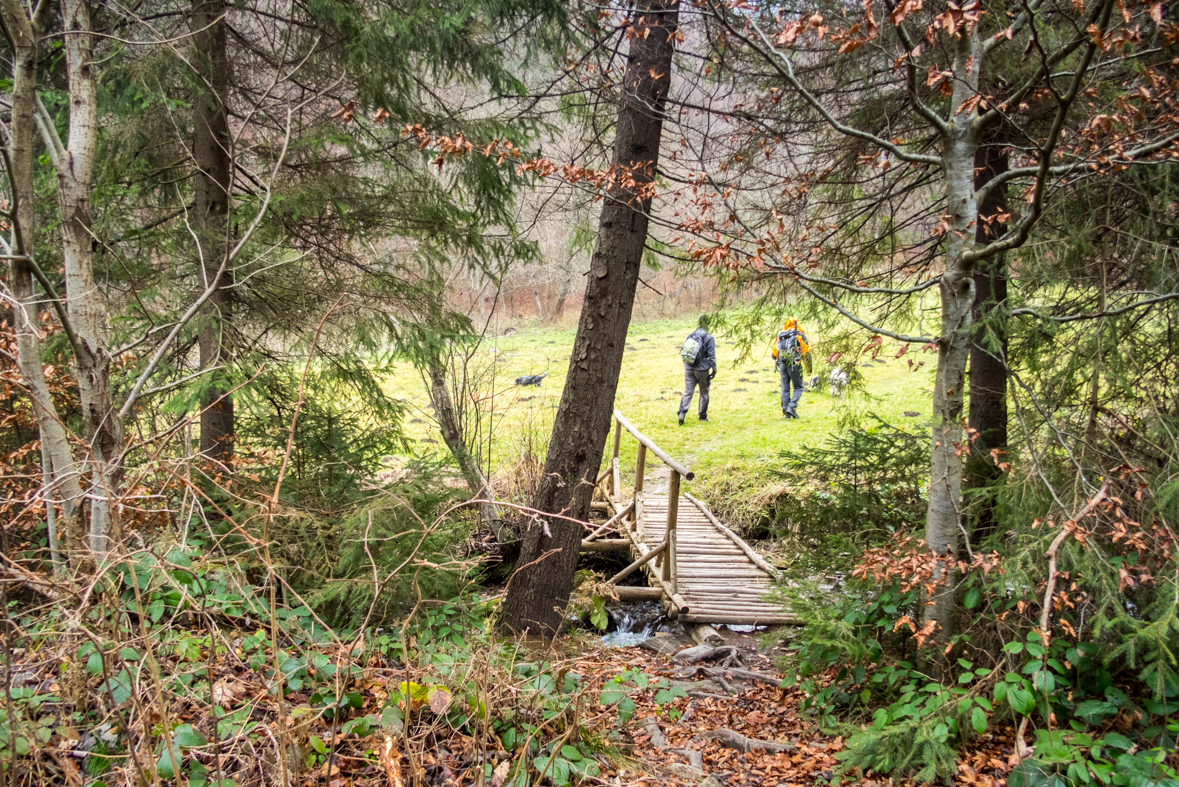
[428, 686, 452, 715]
[491, 760, 511, 787]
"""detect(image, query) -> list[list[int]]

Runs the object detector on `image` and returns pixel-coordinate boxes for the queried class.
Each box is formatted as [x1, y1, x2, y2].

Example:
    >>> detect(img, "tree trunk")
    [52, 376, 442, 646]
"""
[964, 141, 1009, 542]
[56, 0, 121, 553]
[922, 28, 982, 657]
[0, 0, 87, 554]
[426, 359, 509, 540]
[553, 277, 568, 319]
[192, 0, 235, 467]
[499, 0, 679, 636]
[1081, 259, 1106, 457]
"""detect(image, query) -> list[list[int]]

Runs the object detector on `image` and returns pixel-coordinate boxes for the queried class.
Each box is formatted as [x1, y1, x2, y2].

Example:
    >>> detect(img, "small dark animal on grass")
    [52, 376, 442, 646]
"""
[829, 368, 849, 397]
[515, 373, 546, 387]
[805, 375, 820, 392]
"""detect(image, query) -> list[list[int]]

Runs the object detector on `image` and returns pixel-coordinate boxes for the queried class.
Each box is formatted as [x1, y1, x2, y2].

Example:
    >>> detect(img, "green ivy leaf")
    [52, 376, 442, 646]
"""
[972, 706, 987, 734]
[1102, 732, 1134, 751]
[590, 596, 608, 631]
[1033, 670, 1056, 693]
[1009, 686, 1036, 715]
[964, 587, 981, 609]
[157, 747, 180, 779]
[598, 684, 626, 706]
[86, 652, 104, 676]
[172, 724, 207, 748]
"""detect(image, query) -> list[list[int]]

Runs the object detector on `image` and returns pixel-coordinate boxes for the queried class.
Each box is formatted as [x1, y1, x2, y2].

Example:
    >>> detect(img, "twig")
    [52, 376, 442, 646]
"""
[1015, 480, 1109, 758]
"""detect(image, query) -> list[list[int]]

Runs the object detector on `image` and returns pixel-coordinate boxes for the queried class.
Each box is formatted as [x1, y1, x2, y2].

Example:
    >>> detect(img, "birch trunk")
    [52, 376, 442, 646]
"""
[923, 24, 983, 654]
[0, 0, 87, 551]
[56, 0, 121, 553]
[425, 359, 508, 541]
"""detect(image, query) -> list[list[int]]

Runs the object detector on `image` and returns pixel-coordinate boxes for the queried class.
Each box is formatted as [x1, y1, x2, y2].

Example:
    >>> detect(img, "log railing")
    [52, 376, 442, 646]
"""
[605, 409, 694, 607]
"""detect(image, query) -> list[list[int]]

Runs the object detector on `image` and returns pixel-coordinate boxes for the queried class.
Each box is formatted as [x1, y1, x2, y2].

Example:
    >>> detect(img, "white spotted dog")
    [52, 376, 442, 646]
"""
[828, 368, 849, 397]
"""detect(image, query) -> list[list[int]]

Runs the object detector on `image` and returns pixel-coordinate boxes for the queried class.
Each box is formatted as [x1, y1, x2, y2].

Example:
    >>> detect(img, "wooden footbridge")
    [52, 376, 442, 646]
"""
[581, 411, 795, 626]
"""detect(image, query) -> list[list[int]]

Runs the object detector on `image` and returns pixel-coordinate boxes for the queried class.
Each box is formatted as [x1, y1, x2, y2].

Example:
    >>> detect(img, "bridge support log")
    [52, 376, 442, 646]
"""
[690, 624, 724, 646]
[607, 539, 667, 584]
[585, 502, 634, 542]
[611, 586, 664, 601]
[580, 539, 631, 553]
[664, 471, 680, 593]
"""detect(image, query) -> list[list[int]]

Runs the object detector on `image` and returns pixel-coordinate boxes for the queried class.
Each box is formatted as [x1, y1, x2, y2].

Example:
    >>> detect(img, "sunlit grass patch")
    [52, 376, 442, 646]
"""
[380, 314, 934, 521]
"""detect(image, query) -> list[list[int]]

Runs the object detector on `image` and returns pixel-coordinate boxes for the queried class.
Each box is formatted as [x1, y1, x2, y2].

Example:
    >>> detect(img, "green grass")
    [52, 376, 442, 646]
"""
[381, 315, 935, 524]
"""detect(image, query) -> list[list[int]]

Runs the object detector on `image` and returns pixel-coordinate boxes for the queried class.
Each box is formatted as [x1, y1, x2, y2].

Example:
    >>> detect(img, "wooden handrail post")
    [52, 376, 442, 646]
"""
[632, 443, 647, 532]
[610, 417, 623, 501]
[612, 416, 622, 463]
[634, 443, 647, 496]
[664, 470, 680, 593]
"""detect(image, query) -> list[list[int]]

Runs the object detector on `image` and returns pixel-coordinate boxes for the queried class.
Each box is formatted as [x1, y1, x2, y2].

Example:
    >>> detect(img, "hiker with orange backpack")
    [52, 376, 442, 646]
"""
[773, 318, 812, 419]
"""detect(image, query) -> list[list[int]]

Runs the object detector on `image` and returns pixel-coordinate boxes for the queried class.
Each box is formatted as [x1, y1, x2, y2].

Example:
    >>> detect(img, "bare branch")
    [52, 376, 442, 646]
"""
[711, 1, 942, 167]
[1011, 291, 1179, 323]
[795, 278, 934, 344]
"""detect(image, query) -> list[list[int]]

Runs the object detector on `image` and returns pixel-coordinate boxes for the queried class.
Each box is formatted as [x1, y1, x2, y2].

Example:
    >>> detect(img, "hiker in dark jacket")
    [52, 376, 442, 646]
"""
[678, 315, 717, 425]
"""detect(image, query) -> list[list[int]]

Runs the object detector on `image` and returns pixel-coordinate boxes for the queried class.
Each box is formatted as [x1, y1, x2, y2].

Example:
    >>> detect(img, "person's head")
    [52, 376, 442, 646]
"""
[698, 314, 711, 330]
[783, 317, 799, 331]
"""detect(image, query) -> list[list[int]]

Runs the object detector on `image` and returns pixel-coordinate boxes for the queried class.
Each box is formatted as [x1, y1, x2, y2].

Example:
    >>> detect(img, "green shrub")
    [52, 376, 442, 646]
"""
[308, 476, 472, 629]
[768, 415, 928, 575]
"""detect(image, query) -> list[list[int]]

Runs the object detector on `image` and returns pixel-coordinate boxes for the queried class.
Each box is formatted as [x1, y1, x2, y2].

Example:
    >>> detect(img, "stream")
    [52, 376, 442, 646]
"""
[598, 600, 768, 646]
[600, 601, 670, 647]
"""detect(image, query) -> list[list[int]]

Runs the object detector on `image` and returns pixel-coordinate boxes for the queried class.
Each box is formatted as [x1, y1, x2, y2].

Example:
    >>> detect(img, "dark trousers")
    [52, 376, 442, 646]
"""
[780, 363, 804, 413]
[679, 368, 710, 419]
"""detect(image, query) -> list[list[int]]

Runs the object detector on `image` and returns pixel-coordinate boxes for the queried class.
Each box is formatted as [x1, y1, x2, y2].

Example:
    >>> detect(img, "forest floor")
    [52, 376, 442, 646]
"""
[518, 628, 1017, 787]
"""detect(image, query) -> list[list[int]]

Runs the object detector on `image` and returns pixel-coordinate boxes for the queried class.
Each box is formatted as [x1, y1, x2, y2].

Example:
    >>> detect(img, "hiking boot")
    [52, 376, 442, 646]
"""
[699, 416, 709, 422]
[785, 406, 798, 419]
[677, 414, 685, 426]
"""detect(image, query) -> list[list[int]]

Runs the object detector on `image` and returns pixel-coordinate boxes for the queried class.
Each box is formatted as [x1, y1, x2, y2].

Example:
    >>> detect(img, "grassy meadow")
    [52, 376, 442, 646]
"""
[382, 315, 936, 529]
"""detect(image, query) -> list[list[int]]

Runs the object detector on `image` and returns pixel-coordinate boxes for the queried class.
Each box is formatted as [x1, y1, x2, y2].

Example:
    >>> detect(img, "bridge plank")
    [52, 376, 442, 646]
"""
[613, 490, 795, 625]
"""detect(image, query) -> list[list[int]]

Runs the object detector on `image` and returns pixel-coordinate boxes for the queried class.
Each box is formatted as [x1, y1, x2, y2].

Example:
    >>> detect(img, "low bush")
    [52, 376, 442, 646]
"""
[0, 539, 678, 787]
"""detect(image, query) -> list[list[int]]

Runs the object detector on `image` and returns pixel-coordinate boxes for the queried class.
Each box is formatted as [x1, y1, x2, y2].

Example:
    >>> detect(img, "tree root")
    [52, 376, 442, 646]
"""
[674, 665, 780, 688]
[672, 645, 741, 666]
[643, 717, 668, 750]
[697, 728, 794, 753]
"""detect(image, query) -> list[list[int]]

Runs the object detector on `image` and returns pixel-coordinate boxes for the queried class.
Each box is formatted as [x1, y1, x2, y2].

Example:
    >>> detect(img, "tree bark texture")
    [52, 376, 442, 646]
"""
[0, 0, 87, 548]
[192, 0, 235, 466]
[426, 358, 508, 541]
[922, 27, 982, 653]
[56, 0, 122, 552]
[965, 140, 1009, 541]
[499, 0, 679, 636]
